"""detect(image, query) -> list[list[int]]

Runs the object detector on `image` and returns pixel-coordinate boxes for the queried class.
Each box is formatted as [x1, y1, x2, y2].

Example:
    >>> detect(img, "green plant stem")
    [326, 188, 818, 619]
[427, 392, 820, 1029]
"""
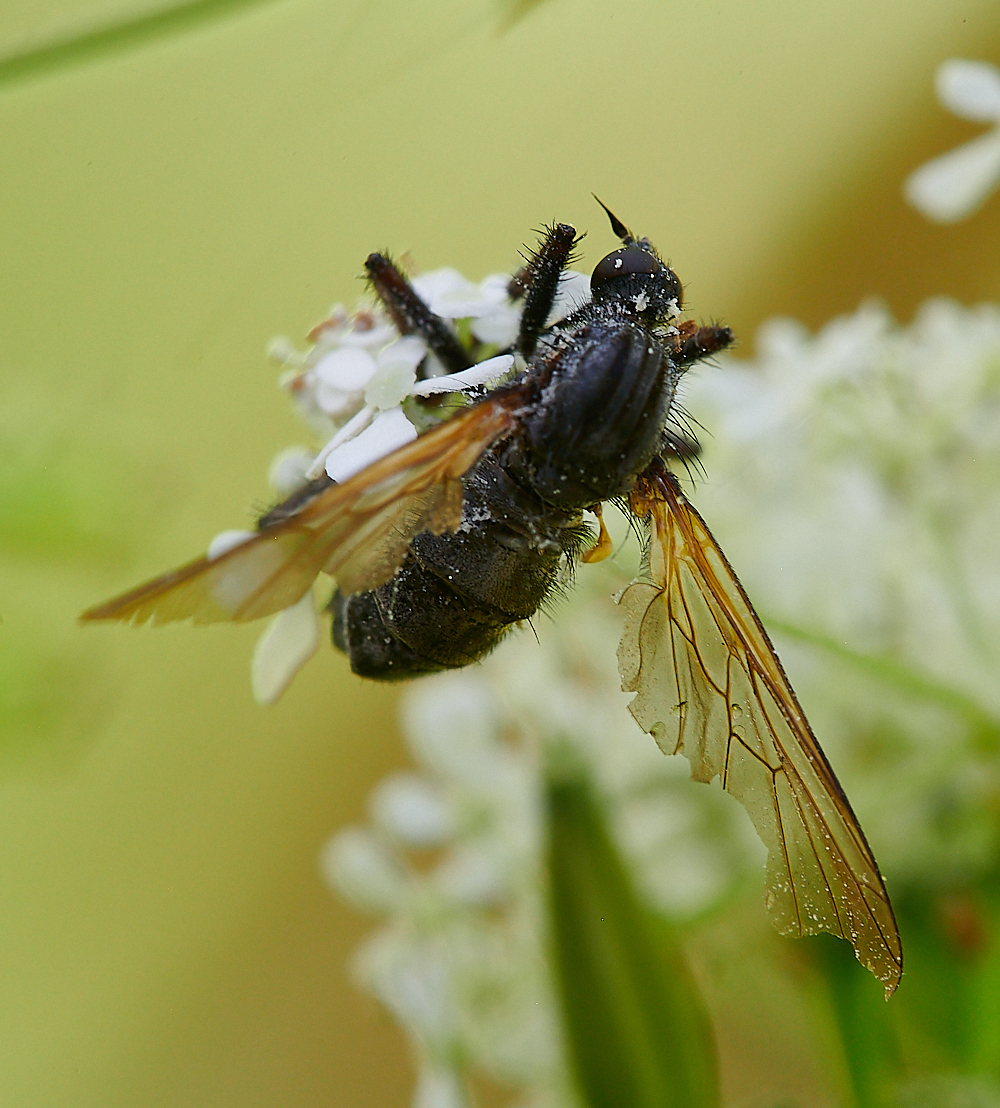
[545, 750, 718, 1108]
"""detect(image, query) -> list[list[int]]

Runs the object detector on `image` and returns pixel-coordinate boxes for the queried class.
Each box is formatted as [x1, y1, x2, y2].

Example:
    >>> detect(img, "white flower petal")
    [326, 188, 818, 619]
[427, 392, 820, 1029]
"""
[325, 407, 417, 482]
[313, 347, 379, 391]
[937, 59, 1000, 123]
[477, 273, 513, 304]
[365, 363, 418, 410]
[313, 381, 358, 417]
[410, 355, 514, 396]
[361, 943, 457, 1044]
[267, 336, 300, 365]
[321, 827, 411, 912]
[307, 404, 376, 479]
[904, 129, 1000, 222]
[470, 307, 521, 348]
[411, 267, 479, 313]
[547, 270, 591, 324]
[413, 266, 508, 318]
[413, 1065, 469, 1108]
[335, 322, 398, 349]
[250, 588, 320, 705]
[207, 529, 254, 560]
[371, 774, 454, 846]
[267, 445, 315, 494]
[376, 334, 428, 372]
[433, 849, 506, 906]
[402, 676, 508, 786]
[432, 297, 494, 319]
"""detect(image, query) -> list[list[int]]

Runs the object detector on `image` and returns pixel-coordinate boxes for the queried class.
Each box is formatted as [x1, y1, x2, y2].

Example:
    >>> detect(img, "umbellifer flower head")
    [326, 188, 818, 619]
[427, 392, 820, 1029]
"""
[326, 296, 1000, 1105]
[684, 298, 1000, 885]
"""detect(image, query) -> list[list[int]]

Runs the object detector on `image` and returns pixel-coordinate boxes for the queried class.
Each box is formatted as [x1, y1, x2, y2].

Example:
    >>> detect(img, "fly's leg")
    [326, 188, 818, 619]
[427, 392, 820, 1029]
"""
[660, 322, 735, 471]
[365, 253, 473, 375]
[672, 320, 734, 366]
[511, 222, 580, 357]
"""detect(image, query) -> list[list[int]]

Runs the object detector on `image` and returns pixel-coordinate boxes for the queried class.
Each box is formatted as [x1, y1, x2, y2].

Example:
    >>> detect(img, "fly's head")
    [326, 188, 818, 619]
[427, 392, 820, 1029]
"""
[589, 198, 683, 327]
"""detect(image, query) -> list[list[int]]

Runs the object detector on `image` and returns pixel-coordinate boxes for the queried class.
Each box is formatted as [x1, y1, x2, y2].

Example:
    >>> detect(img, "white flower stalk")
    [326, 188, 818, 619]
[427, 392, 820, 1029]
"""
[905, 59, 1000, 222]
[231, 265, 589, 704]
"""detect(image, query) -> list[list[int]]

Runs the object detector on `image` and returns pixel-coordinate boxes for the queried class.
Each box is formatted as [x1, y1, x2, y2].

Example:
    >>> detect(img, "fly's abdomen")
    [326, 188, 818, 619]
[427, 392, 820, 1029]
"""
[330, 458, 582, 680]
[331, 557, 522, 679]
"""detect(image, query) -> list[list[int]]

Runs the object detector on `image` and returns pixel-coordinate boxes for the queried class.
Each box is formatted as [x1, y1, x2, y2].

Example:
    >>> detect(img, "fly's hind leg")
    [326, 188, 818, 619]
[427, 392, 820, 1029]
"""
[365, 253, 473, 376]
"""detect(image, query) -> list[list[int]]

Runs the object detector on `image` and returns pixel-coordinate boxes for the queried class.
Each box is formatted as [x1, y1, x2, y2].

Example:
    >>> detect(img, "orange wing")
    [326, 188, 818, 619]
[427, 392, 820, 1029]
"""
[617, 467, 902, 996]
[81, 392, 523, 627]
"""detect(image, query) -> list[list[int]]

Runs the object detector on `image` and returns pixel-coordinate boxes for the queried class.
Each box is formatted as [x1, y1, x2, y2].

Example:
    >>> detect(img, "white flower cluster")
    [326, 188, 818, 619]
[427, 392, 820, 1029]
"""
[906, 59, 1000, 222]
[228, 264, 590, 704]
[683, 298, 1000, 884]
[323, 557, 762, 1108]
[270, 268, 527, 485]
[325, 296, 1000, 1105]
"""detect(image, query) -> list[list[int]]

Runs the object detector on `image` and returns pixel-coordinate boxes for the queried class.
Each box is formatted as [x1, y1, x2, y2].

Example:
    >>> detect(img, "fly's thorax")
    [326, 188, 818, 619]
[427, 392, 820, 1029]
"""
[501, 308, 679, 511]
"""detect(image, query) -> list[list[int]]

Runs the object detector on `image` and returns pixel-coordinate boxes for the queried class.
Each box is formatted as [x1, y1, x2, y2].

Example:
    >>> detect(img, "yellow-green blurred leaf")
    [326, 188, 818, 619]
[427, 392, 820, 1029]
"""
[497, 0, 551, 31]
[0, 0, 289, 89]
[0, 436, 151, 567]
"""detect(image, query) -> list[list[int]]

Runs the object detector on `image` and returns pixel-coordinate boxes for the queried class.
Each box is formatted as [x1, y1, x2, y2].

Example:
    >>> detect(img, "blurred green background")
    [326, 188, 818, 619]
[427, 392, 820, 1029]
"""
[3, 1, 1000, 1105]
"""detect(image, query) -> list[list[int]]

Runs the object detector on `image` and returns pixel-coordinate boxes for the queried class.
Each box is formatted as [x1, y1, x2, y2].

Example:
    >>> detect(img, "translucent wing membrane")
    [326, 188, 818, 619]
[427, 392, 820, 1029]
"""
[617, 470, 902, 996]
[81, 393, 521, 626]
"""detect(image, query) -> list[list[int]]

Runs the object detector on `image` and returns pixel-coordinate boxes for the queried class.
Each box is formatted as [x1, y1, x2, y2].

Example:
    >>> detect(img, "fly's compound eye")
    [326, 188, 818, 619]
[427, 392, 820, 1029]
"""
[591, 246, 659, 287]
[590, 245, 682, 311]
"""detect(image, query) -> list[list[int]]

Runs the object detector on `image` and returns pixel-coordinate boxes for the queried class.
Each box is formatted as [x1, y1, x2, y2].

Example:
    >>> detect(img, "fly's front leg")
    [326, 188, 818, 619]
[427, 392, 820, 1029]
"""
[671, 320, 734, 366]
[661, 322, 734, 468]
[512, 222, 580, 357]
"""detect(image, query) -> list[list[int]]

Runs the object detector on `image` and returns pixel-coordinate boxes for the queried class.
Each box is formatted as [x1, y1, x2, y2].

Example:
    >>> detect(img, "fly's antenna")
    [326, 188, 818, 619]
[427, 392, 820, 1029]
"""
[592, 194, 635, 244]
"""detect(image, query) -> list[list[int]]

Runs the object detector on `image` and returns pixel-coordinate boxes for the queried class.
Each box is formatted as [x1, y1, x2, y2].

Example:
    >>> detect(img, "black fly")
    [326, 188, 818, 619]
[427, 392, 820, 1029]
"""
[81, 203, 903, 995]
[329, 202, 732, 677]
